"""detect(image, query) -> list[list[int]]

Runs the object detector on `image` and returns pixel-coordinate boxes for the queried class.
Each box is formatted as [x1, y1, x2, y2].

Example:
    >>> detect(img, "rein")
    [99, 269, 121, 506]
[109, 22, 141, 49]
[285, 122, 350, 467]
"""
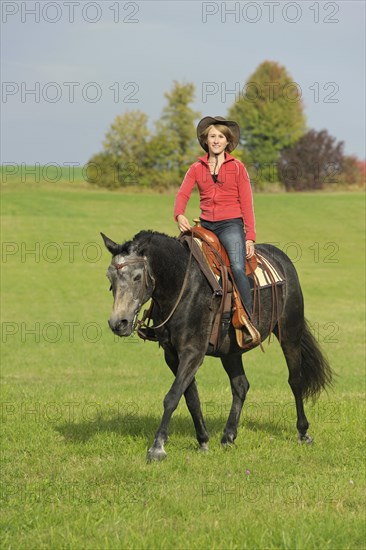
[136, 233, 194, 332]
[112, 236, 194, 333]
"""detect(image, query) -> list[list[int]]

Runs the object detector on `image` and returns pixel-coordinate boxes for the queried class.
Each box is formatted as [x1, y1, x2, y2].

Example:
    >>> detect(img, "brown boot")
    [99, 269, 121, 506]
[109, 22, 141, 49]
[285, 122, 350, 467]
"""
[239, 313, 261, 347]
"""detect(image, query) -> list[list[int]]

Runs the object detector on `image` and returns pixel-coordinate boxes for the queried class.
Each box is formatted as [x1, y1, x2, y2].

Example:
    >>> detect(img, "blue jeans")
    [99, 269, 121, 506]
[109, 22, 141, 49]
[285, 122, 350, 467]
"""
[200, 218, 253, 315]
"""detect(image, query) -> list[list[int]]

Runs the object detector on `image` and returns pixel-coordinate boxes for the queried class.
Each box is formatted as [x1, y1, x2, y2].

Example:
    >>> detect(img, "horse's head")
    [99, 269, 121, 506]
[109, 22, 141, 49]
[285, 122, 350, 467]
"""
[101, 233, 154, 337]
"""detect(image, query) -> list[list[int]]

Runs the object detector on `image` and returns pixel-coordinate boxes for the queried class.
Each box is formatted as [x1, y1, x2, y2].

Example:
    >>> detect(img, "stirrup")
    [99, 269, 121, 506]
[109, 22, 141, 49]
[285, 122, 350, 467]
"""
[236, 315, 261, 348]
[245, 318, 261, 344]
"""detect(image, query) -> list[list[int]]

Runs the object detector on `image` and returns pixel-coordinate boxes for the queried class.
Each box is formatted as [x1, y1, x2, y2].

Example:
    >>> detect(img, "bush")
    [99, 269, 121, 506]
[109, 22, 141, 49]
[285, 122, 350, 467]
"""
[337, 155, 365, 187]
[85, 153, 144, 189]
[278, 129, 344, 191]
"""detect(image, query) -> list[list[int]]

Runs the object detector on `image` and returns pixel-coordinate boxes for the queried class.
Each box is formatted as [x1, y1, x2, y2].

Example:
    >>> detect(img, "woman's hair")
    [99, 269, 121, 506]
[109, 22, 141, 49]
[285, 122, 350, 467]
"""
[200, 124, 235, 152]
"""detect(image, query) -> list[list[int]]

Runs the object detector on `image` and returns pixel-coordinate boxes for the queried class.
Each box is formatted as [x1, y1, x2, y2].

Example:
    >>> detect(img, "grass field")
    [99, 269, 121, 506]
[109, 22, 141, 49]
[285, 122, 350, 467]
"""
[1, 178, 365, 549]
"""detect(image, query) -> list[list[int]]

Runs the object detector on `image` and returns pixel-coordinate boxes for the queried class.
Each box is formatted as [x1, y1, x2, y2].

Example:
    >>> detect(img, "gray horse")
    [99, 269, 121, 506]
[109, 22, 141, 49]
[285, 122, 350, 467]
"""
[102, 231, 333, 462]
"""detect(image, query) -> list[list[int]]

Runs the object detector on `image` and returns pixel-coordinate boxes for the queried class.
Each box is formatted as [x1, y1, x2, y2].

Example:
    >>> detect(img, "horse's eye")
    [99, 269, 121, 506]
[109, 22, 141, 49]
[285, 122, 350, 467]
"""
[133, 274, 142, 282]
[109, 285, 112, 292]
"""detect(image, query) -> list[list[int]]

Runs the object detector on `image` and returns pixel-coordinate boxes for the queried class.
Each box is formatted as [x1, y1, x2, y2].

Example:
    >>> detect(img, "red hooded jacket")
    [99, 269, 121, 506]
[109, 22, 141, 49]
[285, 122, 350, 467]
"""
[174, 152, 256, 242]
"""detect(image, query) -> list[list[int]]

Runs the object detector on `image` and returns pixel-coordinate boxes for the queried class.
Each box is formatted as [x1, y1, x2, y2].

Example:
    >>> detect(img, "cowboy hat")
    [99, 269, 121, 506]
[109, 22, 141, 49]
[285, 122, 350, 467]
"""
[197, 116, 240, 152]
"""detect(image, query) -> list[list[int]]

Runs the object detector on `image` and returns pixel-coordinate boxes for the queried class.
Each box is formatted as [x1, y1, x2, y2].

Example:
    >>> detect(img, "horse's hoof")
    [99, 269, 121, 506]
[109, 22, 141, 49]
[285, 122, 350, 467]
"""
[199, 442, 209, 452]
[221, 436, 235, 448]
[298, 433, 313, 445]
[221, 442, 235, 449]
[146, 446, 167, 463]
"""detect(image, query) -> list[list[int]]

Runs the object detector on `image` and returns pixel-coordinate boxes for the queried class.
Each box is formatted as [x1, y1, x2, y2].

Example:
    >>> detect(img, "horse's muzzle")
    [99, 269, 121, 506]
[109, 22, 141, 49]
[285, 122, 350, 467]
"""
[108, 318, 133, 337]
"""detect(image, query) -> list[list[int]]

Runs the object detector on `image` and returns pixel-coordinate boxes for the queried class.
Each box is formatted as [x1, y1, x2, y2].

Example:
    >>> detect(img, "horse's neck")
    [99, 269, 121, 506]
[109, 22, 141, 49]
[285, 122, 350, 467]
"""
[149, 240, 191, 298]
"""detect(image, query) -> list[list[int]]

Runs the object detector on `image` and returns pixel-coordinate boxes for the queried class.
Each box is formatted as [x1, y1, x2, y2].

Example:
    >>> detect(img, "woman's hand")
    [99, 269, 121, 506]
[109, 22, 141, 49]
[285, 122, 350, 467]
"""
[177, 214, 192, 232]
[246, 240, 255, 259]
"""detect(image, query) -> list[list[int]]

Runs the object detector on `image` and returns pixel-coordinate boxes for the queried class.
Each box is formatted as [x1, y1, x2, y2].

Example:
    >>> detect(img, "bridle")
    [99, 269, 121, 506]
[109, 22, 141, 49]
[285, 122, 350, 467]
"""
[110, 236, 194, 333]
[111, 257, 154, 331]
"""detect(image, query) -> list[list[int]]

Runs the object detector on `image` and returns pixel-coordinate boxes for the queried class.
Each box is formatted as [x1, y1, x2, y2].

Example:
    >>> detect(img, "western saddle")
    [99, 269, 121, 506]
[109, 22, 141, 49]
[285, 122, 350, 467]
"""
[179, 220, 262, 352]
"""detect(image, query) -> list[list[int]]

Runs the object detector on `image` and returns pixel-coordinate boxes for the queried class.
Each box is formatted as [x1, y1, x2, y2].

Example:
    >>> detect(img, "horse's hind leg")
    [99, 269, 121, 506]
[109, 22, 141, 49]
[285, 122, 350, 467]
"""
[164, 347, 209, 450]
[274, 328, 312, 443]
[220, 354, 250, 446]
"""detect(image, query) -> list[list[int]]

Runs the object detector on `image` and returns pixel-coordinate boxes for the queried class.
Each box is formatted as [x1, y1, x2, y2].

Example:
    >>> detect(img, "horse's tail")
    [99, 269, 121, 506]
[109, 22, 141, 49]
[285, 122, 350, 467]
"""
[300, 319, 333, 400]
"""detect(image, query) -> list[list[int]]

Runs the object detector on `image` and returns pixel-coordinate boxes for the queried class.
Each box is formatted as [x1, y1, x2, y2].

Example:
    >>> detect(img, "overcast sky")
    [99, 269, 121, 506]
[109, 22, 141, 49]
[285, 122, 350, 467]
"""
[1, 0, 365, 165]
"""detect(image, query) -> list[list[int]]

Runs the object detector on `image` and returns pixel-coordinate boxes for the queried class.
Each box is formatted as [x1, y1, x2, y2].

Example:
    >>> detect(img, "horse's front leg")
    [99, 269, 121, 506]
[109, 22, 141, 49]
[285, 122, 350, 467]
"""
[147, 347, 205, 462]
[164, 347, 209, 451]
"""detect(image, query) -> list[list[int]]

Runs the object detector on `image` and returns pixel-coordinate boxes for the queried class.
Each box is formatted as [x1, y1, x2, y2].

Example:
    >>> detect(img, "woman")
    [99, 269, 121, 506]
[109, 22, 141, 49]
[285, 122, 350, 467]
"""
[174, 115, 259, 343]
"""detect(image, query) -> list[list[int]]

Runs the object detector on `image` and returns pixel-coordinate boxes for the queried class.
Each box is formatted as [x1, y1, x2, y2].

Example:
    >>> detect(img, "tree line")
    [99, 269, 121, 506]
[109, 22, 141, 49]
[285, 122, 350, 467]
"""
[87, 61, 364, 191]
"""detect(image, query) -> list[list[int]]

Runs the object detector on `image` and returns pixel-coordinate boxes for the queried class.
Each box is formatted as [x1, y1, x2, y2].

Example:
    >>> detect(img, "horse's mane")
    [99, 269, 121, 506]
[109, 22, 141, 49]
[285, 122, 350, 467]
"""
[113, 230, 181, 257]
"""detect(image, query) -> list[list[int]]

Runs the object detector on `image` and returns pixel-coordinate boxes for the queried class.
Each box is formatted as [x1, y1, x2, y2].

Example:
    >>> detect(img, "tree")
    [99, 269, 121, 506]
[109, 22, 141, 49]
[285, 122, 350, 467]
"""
[103, 110, 150, 166]
[278, 129, 344, 190]
[87, 110, 150, 188]
[148, 81, 200, 183]
[87, 84, 200, 190]
[228, 61, 306, 184]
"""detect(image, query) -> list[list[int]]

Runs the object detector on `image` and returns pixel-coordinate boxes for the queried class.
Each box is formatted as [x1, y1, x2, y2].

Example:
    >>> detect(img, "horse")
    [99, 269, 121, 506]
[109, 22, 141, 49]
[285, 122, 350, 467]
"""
[101, 230, 333, 462]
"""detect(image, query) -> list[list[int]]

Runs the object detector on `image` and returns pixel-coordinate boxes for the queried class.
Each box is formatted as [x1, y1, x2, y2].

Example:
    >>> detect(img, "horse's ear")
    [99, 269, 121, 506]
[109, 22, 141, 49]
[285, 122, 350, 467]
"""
[101, 233, 119, 256]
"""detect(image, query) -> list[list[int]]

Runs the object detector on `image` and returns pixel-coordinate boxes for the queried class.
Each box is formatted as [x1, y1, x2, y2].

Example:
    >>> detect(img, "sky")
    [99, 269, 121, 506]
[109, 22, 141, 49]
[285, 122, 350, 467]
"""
[1, 0, 365, 166]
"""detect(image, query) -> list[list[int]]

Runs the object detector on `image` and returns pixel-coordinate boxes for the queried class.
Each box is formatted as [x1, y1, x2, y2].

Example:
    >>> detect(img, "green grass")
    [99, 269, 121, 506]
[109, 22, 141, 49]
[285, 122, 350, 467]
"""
[1, 179, 365, 549]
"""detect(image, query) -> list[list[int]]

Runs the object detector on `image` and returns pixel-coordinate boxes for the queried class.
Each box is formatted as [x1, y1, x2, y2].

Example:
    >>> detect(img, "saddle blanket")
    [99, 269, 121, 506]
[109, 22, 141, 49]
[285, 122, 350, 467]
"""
[249, 251, 284, 288]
